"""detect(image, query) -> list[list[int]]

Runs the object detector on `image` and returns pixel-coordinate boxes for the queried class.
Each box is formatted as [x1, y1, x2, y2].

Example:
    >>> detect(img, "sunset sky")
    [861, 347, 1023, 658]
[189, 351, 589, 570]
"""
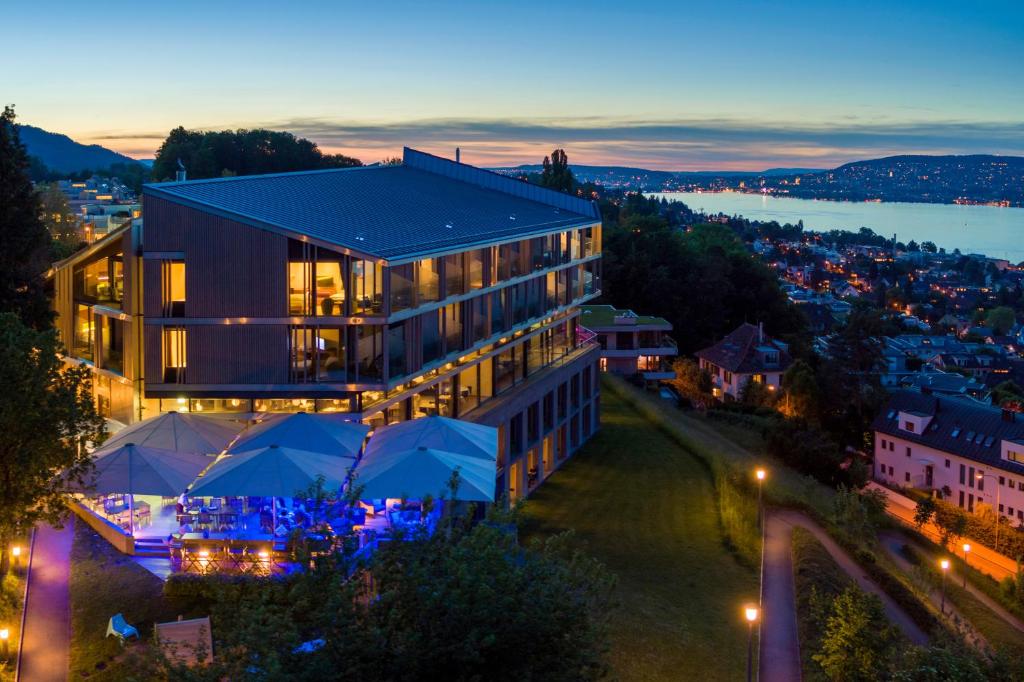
[5, 0, 1023, 170]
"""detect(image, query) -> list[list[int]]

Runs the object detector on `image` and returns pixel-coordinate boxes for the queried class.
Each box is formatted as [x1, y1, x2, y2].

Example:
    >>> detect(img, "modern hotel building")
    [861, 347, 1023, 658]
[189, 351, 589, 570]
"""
[51, 148, 603, 502]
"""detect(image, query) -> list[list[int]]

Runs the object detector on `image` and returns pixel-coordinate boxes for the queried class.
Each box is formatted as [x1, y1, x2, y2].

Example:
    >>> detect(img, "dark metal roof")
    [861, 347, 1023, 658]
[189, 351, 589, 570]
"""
[873, 390, 1024, 475]
[143, 148, 598, 261]
[695, 323, 792, 374]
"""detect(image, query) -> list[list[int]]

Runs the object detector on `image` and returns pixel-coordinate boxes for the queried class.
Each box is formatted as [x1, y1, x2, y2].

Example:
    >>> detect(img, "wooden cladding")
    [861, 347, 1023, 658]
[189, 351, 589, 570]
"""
[143, 196, 287, 318]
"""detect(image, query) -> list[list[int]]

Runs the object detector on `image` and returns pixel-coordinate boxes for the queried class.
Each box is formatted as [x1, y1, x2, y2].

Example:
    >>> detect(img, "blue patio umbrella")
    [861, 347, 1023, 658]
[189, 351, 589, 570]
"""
[230, 412, 369, 459]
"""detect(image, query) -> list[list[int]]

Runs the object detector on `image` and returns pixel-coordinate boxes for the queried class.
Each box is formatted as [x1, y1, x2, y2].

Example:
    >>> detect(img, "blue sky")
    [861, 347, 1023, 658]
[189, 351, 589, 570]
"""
[4, 0, 1023, 169]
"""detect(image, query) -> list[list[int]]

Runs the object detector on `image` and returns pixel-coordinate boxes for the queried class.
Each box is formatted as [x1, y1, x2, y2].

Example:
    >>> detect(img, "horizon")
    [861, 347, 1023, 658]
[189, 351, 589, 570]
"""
[4, 0, 1024, 170]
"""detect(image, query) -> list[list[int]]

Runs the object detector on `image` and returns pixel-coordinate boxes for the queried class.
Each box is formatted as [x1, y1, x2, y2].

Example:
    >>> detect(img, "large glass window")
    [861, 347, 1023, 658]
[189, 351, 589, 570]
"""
[318, 328, 346, 381]
[495, 347, 516, 394]
[73, 303, 94, 361]
[316, 259, 344, 316]
[390, 263, 414, 312]
[351, 260, 383, 315]
[290, 326, 315, 382]
[445, 253, 465, 297]
[355, 325, 383, 381]
[422, 310, 442, 365]
[471, 295, 487, 343]
[289, 261, 313, 315]
[100, 316, 124, 375]
[163, 260, 186, 317]
[163, 328, 186, 383]
[388, 322, 407, 379]
[491, 290, 507, 335]
[417, 258, 440, 304]
[443, 303, 462, 354]
[468, 249, 485, 289]
[546, 271, 558, 309]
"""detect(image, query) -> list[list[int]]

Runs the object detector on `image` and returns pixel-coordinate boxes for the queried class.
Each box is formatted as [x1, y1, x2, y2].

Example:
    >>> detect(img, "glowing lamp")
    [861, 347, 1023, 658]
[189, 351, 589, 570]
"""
[744, 606, 759, 623]
[962, 543, 970, 553]
[0, 629, 8, 641]
[940, 559, 950, 571]
[756, 469, 766, 481]
[11, 547, 20, 558]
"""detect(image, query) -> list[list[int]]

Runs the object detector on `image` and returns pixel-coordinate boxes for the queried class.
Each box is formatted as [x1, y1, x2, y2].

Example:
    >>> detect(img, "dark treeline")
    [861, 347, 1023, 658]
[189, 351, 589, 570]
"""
[151, 127, 362, 182]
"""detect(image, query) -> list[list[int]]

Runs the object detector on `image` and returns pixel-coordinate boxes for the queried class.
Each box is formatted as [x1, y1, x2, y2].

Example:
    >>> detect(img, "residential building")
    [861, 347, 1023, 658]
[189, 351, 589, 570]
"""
[873, 391, 1024, 527]
[51, 148, 604, 502]
[579, 304, 676, 379]
[695, 322, 792, 400]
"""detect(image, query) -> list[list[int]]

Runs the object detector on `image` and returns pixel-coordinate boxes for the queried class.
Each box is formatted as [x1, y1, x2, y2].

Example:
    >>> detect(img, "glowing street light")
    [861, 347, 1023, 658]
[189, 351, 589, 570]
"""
[0, 627, 9, 658]
[744, 605, 759, 682]
[962, 543, 971, 588]
[755, 468, 767, 528]
[939, 559, 950, 613]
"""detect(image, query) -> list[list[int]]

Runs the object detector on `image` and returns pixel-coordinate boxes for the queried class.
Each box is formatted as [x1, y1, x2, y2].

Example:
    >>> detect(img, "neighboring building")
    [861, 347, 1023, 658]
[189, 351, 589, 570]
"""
[873, 391, 1024, 527]
[695, 323, 792, 400]
[80, 202, 142, 242]
[51, 148, 604, 502]
[579, 304, 676, 379]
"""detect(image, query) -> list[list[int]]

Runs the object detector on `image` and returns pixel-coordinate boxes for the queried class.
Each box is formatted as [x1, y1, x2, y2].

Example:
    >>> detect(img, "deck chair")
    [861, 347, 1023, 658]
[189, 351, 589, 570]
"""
[106, 613, 140, 644]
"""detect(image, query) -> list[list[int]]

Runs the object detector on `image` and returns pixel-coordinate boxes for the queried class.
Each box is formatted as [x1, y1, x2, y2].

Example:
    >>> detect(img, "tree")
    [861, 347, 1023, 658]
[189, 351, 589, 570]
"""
[991, 380, 1024, 408]
[140, 504, 615, 680]
[934, 504, 968, 548]
[985, 306, 1016, 335]
[0, 106, 55, 329]
[781, 359, 820, 421]
[813, 587, 898, 681]
[152, 127, 362, 181]
[0, 314, 105, 573]
[38, 182, 84, 258]
[739, 378, 773, 408]
[669, 358, 712, 407]
[913, 496, 937, 529]
[540, 149, 575, 193]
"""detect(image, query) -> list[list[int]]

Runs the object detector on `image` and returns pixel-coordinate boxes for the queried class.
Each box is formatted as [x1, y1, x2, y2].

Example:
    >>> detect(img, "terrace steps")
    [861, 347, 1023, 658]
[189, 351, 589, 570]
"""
[133, 537, 171, 558]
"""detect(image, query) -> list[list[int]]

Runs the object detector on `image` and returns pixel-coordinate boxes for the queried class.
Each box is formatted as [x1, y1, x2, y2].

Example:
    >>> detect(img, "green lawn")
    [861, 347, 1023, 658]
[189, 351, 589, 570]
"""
[521, 381, 759, 681]
[604, 377, 835, 519]
[69, 522, 175, 679]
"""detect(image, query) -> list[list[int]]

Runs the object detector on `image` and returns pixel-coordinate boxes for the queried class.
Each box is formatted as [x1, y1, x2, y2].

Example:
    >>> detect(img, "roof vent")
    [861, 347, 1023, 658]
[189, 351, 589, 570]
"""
[175, 158, 187, 182]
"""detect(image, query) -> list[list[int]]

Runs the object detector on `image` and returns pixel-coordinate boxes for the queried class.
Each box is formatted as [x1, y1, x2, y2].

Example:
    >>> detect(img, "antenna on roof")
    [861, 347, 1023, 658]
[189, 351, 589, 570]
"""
[455, 147, 461, 164]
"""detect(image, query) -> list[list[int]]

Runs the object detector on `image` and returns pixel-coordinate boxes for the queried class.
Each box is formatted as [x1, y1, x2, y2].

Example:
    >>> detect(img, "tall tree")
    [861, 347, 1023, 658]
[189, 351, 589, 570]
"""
[0, 106, 55, 329]
[151, 127, 362, 181]
[38, 182, 84, 259]
[540, 149, 575, 193]
[0, 313, 105, 573]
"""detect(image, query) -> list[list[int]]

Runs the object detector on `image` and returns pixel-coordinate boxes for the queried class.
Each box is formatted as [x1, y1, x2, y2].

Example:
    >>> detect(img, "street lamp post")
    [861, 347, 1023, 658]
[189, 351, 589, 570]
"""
[939, 559, 950, 613]
[962, 543, 970, 589]
[755, 468, 766, 528]
[744, 605, 759, 682]
[975, 472, 1001, 554]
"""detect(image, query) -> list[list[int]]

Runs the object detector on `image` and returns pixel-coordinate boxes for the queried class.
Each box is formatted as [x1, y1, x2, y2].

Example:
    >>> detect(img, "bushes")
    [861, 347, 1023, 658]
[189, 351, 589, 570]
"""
[714, 470, 761, 567]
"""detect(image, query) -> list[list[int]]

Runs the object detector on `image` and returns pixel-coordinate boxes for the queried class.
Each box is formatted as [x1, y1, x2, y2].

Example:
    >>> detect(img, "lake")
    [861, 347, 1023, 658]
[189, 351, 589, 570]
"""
[649, 191, 1024, 261]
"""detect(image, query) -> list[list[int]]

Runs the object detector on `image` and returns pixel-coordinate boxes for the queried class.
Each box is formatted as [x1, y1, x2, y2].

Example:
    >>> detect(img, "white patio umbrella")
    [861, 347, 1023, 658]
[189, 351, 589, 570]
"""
[103, 411, 244, 455]
[362, 416, 497, 462]
[80, 442, 214, 534]
[187, 445, 351, 531]
[229, 412, 369, 459]
[352, 446, 497, 502]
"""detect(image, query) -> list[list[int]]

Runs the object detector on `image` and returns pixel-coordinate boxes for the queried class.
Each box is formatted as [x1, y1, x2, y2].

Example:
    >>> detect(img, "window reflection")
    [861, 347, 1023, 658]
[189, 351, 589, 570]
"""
[351, 260, 383, 315]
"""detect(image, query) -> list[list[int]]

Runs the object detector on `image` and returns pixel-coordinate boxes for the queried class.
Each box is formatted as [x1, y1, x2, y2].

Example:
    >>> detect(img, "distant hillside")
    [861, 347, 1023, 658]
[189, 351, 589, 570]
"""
[18, 124, 140, 173]
[765, 155, 1024, 206]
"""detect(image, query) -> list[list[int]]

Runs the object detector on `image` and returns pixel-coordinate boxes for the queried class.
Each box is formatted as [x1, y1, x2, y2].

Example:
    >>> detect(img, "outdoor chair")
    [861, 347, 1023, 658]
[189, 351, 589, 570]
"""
[107, 613, 140, 645]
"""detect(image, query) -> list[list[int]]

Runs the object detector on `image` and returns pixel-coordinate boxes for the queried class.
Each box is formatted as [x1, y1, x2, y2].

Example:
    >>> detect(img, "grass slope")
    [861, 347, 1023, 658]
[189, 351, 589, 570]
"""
[69, 522, 174, 679]
[521, 382, 759, 681]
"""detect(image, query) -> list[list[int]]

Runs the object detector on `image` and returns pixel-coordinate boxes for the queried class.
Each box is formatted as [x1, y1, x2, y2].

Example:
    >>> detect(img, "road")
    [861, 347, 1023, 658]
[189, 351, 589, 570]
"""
[19, 520, 73, 682]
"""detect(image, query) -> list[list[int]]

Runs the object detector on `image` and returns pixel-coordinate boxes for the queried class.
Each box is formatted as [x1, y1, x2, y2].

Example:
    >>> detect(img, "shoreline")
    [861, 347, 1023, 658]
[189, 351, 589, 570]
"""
[650, 190, 1022, 211]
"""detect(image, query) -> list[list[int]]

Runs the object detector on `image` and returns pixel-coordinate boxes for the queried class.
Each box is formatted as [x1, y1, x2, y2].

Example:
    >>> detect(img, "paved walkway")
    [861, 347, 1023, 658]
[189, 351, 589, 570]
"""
[19, 520, 73, 682]
[760, 510, 930, 681]
[759, 513, 802, 682]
